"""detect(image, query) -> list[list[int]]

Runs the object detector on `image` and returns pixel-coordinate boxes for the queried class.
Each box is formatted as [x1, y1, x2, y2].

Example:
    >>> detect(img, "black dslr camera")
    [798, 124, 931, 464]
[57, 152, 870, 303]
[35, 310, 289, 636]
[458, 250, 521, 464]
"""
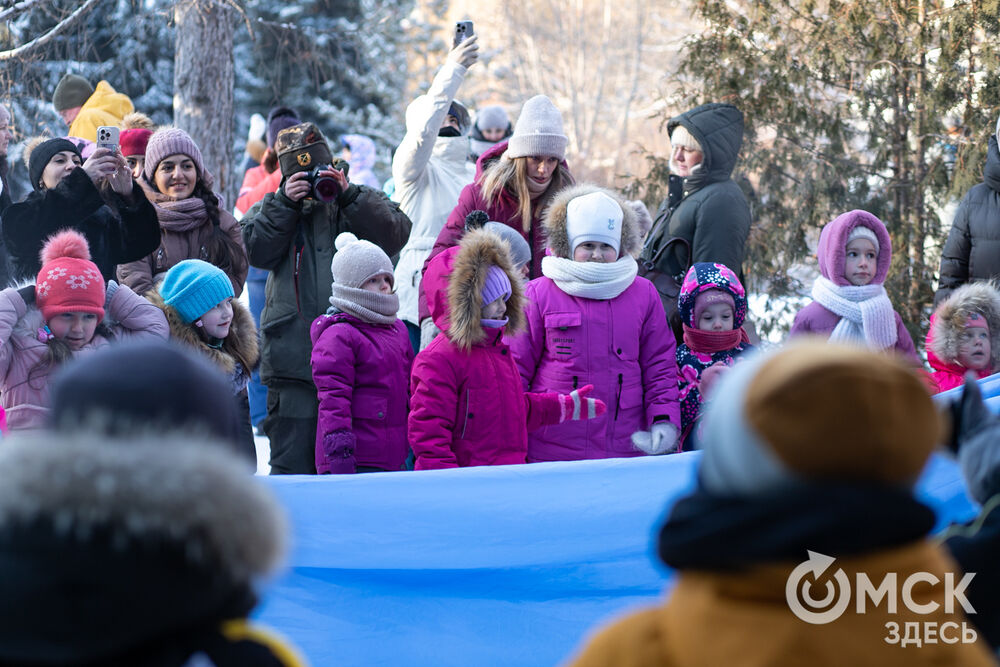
[304, 165, 342, 203]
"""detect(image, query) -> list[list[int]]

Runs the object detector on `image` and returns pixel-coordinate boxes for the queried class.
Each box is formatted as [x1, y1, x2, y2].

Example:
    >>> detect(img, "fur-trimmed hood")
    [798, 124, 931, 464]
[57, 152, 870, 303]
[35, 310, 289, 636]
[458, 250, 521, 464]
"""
[929, 281, 1000, 369]
[542, 183, 641, 259]
[0, 432, 286, 663]
[446, 228, 525, 349]
[148, 290, 259, 378]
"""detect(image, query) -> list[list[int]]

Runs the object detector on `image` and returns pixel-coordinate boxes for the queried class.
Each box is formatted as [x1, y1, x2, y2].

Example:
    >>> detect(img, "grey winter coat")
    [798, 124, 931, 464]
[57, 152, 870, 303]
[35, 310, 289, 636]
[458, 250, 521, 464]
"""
[241, 180, 411, 386]
[641, 103, 752, 281]
[936, 136, 1000, 305]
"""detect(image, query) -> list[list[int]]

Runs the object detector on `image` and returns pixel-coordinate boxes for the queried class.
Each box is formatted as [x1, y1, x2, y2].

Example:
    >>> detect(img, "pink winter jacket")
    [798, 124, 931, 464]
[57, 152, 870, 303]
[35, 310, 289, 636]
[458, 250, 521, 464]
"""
[0, 285, 169, 431]
[310, 312, 413, 473]
[511, 277, 680, 462]
[408, 231, 563, 470]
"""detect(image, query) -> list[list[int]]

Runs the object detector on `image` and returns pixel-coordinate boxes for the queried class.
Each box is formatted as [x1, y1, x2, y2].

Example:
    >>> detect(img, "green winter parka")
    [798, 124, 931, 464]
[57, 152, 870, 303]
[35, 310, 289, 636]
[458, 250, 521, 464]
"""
[241, 182, 411, 386]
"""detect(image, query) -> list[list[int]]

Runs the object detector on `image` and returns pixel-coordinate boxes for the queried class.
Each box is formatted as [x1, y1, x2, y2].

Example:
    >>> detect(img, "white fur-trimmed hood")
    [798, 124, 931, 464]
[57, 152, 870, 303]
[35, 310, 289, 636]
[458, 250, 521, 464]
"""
[930, 281, 1000, 368]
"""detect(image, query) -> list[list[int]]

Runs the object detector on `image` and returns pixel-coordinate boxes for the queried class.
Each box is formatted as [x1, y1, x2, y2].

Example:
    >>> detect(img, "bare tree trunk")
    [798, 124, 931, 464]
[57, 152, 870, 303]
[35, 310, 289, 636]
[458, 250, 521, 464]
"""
[174, 0, 237, 208]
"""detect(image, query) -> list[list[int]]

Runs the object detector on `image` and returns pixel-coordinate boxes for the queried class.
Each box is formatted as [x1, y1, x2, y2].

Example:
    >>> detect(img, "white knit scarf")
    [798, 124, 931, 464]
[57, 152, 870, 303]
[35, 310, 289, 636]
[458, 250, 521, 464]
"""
[541, 255, 638, 300]
[811, 276, 898, 349]
[328, 285, 399, 325]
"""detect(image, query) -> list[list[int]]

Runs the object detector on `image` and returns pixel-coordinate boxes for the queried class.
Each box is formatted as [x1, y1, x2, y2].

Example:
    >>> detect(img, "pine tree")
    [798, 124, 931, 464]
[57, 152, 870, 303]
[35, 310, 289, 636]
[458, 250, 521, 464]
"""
[642, 0, 1000, 340]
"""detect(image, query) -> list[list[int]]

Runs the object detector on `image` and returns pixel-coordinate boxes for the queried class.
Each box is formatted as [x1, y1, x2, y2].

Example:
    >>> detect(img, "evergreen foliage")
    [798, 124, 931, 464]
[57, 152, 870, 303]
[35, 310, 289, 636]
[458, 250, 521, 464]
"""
[641, 0, 1000, 340]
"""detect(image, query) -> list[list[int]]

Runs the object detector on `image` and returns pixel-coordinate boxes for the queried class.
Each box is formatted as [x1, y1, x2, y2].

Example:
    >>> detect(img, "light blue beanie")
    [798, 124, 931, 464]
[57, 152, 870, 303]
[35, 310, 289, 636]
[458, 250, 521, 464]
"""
[160, 259, 234, 324]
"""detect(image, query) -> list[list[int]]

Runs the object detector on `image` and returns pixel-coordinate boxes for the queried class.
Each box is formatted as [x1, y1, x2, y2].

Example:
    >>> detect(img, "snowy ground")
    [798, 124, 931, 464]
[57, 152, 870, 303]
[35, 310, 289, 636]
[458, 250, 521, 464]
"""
[254, 433, 271, 475]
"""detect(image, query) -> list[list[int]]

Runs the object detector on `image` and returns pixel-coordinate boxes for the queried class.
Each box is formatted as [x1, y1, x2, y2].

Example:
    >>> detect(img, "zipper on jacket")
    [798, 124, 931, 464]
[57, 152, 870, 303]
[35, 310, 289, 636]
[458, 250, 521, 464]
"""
[461, 388, 470, 438]
[572, 375, 578, 390]
[615, 373, 623, 420]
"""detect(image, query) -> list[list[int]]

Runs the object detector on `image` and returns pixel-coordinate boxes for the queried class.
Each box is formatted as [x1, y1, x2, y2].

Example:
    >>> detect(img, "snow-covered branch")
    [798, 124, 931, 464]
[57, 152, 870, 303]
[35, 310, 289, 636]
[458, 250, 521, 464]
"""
[0, 0, 103, 61]
[0, 0, 46, 23]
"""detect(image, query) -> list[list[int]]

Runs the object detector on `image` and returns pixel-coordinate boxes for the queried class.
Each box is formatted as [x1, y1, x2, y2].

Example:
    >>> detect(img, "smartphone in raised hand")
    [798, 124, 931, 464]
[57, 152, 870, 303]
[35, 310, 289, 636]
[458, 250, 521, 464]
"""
[96, 126, 120, 153]
[454, 20, 474, 48]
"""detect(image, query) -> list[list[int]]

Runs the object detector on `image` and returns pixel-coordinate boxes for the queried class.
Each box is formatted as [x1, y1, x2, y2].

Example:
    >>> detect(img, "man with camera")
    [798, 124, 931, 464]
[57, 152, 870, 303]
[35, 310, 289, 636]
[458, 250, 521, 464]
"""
[241, 122, 412, 474]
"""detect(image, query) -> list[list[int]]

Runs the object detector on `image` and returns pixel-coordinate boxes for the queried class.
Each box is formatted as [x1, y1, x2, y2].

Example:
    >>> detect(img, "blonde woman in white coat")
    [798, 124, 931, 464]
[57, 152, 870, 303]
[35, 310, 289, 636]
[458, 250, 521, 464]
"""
[391, 34, 478, 352]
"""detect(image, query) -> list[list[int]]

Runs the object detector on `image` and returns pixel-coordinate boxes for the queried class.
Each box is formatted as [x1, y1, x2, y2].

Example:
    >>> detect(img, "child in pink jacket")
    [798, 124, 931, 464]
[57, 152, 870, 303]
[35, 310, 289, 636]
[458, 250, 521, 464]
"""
[510, 184, 680, 461]
[311, 233, 413, 473]
[0, 230, 168, 430]
[926, 281, 1000, 393]
[408, 228, 606, 470]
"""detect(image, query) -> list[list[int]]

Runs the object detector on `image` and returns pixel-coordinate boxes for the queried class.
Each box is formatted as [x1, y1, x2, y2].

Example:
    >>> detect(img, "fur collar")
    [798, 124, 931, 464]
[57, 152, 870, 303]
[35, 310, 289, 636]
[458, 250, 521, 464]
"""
[447, 228, 525, 350]
[542, 183, 641, 258]
[0, 432, 286, 584]
[930, 281, 1000, 368]
[148, 291, 259, 375]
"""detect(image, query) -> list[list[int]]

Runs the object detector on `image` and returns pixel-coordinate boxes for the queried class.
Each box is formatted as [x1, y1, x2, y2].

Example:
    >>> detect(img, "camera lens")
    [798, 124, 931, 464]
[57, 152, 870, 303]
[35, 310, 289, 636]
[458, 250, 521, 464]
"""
[312, 175, 340, 203]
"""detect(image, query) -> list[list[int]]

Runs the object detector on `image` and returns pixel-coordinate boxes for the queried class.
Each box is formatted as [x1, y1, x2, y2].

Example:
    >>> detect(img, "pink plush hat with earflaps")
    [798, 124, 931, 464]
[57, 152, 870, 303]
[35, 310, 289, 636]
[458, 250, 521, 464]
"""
[816, 209, 892, 287]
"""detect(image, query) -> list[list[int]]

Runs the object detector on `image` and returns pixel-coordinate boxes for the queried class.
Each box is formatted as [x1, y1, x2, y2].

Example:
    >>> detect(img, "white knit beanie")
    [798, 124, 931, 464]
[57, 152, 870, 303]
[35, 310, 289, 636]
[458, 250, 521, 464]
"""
[507, 95, 568, 160]
[670, 124, 702, 151]
[566, 192, 623, 255]
[846, 224, 880, 254]
[330, 233, 394, 289]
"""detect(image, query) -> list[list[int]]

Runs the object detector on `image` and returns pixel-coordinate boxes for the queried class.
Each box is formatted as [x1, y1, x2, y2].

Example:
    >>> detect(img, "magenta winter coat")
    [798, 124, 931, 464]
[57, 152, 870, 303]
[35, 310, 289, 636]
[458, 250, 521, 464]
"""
[310, 312, 413, 473]
[511, 286, 679, 462]
[408, 232, 562, 470]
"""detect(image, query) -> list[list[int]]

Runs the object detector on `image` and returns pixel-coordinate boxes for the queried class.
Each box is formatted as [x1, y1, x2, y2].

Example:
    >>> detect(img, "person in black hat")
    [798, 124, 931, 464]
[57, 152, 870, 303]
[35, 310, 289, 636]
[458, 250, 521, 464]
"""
[2, 135, 159, 283]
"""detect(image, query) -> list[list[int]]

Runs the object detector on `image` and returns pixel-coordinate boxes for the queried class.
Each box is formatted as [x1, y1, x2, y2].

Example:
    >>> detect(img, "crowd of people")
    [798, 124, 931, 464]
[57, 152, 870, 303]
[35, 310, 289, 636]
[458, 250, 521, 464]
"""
[0, 29, 1000, 664]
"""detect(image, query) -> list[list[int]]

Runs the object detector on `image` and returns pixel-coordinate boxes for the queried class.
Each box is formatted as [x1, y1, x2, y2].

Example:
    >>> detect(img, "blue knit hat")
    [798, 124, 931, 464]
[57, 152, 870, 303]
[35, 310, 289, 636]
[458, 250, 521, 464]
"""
[160, 259, 234, 324]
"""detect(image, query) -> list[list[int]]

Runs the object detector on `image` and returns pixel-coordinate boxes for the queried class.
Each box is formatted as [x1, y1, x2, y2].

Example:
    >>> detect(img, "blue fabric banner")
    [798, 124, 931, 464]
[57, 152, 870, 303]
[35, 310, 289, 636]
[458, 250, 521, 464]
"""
[254, 450, 978, 666]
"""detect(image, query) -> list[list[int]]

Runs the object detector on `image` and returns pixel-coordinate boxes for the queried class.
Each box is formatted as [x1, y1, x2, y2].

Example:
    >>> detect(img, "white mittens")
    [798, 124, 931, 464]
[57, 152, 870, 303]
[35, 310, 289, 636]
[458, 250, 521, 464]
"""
[631, 421, 678, 455]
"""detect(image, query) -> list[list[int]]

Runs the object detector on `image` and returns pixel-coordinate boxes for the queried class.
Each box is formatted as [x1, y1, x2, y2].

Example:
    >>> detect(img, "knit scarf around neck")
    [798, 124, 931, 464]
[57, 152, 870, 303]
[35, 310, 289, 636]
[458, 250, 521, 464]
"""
[140, 179, 213, 232]
[328, 284, 399, 325]
[811, 276, 898, 349]
[682, 324, 749, 354]
[541, 255, 638, 300]
[526, 175, 550, 199]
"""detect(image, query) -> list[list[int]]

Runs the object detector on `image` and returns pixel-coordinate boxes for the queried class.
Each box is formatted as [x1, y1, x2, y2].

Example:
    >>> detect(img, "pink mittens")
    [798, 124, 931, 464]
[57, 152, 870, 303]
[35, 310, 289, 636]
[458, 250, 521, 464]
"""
[558, 384, 607, 423]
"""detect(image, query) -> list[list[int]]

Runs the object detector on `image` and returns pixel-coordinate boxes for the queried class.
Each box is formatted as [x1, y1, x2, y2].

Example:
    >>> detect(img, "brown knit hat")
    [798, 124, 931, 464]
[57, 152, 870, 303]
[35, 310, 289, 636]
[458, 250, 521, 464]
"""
[275, 122, 334, 178]
[699, 341, 942, 494]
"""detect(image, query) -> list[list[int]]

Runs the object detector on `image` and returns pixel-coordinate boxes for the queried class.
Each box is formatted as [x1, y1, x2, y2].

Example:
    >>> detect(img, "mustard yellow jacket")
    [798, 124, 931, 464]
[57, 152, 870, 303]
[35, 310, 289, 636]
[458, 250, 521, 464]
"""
[68, 80, 133, 142]
[568, 541, 996, 667]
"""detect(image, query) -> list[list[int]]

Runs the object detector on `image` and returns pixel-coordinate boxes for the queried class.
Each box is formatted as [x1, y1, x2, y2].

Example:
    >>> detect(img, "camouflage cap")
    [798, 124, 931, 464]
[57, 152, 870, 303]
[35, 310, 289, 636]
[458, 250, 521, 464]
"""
[275, 122, 335, 177]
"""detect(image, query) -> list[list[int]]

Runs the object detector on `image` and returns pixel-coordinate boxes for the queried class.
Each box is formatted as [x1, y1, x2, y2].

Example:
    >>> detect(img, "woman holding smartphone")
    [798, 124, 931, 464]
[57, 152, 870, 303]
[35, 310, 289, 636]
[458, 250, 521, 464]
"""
[3, 136, 160, 285]
[117, 127, 248, 296]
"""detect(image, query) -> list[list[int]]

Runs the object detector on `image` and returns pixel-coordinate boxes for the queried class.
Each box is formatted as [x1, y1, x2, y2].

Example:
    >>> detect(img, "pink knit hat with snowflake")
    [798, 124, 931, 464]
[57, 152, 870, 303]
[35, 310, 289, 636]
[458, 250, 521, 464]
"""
[36, 230, 105, 322]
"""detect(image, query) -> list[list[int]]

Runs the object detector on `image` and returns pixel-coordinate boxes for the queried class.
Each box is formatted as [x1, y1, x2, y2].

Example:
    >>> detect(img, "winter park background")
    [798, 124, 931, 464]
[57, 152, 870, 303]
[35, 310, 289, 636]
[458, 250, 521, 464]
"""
[3, 0, 1000, 664]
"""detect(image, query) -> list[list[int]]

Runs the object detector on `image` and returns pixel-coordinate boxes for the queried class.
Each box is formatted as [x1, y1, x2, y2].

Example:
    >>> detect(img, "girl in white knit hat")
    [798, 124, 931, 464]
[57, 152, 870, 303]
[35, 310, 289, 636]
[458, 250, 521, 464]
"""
[310, 232, 413, 473]
[510, 184, 681, 461]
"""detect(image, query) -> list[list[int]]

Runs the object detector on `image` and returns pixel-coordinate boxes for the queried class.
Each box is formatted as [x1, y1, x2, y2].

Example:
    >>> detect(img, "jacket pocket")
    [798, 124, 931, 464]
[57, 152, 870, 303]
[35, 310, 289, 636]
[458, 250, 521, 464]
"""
[352, 392, 389, 422]
[544, 312, 582, 359]
[458, 388, 488, 442]
[612, 381, 646, 450]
